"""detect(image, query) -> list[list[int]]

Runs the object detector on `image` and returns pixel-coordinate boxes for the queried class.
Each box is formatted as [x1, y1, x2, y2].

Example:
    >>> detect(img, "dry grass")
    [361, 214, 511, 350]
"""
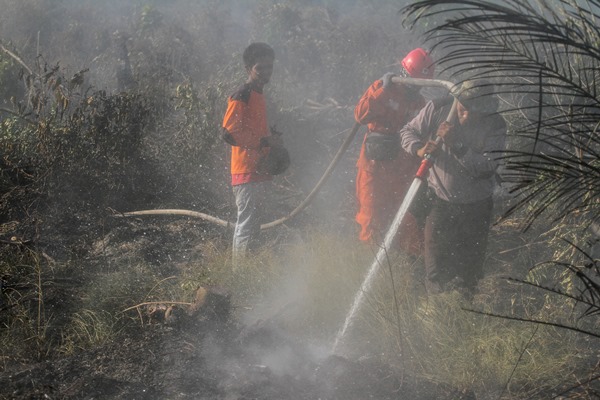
[60, 310, 120, 355]
[3, 221, 584, 398]
[0, 247, 52, 364]
[193, 229, 598, 399]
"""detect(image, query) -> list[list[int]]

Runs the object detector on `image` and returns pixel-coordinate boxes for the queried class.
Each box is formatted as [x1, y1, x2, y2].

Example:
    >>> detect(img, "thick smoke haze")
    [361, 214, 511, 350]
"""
[3, 2, 599, 399]
[0, 0, 424, 212]
[0, 0, 430, 338]
[0, 0, 424, 376]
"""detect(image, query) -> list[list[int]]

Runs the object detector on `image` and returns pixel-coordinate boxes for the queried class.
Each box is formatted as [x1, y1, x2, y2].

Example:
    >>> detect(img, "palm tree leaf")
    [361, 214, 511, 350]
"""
[402, 0, 600, 228]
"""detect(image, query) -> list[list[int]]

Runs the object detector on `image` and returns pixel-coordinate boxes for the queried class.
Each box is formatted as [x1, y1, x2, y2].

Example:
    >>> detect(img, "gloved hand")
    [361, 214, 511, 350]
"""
[436, 121, 463, 146]
[380, 72, 396, 90]
[436, 121, 467, 155]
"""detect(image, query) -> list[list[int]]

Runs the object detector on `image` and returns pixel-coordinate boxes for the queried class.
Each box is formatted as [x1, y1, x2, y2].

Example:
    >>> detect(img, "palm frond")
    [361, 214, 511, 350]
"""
[402, 0, 600, 228]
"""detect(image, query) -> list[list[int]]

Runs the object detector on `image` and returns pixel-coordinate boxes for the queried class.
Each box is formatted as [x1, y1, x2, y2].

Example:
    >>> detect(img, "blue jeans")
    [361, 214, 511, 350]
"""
[232, 181, 272, 265]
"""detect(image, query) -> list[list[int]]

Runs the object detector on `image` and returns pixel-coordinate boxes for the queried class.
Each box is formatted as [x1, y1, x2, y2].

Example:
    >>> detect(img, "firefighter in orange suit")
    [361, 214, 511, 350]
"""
[354, 48, 435, 255]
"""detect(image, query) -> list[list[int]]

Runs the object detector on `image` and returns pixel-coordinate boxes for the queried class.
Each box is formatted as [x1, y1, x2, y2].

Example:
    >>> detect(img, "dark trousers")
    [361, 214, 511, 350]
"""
[423, 195, 493, 294]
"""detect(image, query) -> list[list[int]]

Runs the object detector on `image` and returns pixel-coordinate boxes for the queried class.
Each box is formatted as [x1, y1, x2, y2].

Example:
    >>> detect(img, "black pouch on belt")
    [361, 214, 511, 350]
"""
[364, 131, 399, 161]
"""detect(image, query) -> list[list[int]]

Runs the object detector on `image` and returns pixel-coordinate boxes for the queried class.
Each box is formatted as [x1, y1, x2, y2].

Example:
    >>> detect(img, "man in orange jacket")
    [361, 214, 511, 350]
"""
[354, 48, 435, 255]
[221, 42, 282, 265]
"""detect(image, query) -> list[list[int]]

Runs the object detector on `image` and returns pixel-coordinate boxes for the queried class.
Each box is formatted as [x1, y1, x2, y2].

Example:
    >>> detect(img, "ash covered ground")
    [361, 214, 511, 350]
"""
[0, 304, 464, 400]
[0, 218, 470, 400]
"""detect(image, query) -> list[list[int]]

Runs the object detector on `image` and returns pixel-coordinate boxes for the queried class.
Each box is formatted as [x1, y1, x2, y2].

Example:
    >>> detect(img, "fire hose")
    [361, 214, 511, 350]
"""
[332, 92, 458, 355]
[114, 121, 362, 230]
[115, 77, 458, 230]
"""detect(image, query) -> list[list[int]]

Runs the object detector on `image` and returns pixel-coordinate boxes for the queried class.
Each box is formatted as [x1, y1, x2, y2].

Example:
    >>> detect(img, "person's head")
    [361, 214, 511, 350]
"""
[452, 79, 499, 124]
[398, 48, 434, 97]
[243, 42, 275, 88]
[400, 48, 435, 79]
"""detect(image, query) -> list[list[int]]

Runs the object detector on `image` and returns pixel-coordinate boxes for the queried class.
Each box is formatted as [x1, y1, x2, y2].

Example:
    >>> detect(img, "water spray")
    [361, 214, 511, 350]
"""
[331, 77, 458, 355]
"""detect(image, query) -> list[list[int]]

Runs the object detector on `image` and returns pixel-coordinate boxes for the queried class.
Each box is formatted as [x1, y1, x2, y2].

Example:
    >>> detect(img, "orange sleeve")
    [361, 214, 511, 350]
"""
[354, 81, 425, 135]
[354, 80, 395, 126]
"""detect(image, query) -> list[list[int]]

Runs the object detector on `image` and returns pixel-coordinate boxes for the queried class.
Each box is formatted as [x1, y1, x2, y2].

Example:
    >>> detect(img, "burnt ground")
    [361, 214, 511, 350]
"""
[0, 310, 470, 400]
[0, 216, 478, 400]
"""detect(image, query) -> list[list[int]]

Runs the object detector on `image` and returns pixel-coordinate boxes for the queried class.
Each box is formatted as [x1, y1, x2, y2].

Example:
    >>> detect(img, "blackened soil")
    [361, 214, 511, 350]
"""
[0, 315, 473, 400]
[0, 218, 475, 400]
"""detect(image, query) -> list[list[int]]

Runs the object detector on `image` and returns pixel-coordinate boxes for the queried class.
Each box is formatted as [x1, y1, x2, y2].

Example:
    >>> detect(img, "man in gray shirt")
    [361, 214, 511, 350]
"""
[400, 80, 507, 296]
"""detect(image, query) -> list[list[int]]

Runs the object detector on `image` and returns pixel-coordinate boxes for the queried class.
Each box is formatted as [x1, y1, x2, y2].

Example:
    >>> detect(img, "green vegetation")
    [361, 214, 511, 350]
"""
[0, 0, 598, 398]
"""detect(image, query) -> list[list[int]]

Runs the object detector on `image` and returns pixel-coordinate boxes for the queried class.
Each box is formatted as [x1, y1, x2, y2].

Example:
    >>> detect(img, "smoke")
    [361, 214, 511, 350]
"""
[0, 0, 425, 394]
[198, 246, 338, 398]
[0, 0, 425, 206]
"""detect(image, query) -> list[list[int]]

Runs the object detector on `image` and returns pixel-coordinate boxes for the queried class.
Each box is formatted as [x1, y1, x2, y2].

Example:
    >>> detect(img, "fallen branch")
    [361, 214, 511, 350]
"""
[0, 43, 33, 75]
[0, 107, 37, 126]
[121, 301, 192, 313]
[115, 208, 232, 229]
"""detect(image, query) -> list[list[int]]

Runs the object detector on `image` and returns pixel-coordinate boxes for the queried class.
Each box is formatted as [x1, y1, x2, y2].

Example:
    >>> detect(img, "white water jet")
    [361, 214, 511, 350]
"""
[331, 177, 424, 354]
[331, 96, 456, 356]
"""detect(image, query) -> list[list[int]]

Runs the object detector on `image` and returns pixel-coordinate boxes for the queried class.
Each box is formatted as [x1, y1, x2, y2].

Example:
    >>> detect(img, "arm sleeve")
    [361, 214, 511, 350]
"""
[399, 101, 435, 156]
[222, 98, 260, 149]
[354, 80, 394, 125]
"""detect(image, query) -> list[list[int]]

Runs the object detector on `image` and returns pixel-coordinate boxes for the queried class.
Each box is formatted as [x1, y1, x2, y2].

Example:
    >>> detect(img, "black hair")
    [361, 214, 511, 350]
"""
[243, 42, 275, 68]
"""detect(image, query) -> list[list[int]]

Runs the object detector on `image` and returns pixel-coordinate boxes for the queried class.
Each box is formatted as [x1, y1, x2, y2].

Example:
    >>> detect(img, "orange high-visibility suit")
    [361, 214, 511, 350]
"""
[354, 79, 425, 255]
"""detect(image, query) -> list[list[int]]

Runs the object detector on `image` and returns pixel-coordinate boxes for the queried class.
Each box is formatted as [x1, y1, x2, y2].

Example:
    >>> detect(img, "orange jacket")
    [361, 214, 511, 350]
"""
[355, 79, 426, 133]
[354, 78, 426, 251]
[354, 79, 425, 172]
[222, 83, 270, 177]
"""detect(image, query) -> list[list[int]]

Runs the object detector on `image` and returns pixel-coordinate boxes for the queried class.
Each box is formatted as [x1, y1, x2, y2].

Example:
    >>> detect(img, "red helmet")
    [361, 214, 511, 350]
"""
[401, 48, 434, 79]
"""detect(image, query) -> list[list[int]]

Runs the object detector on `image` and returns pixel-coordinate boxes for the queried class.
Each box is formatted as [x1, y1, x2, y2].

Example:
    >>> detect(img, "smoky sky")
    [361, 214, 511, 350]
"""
[0, 0, 430, 222]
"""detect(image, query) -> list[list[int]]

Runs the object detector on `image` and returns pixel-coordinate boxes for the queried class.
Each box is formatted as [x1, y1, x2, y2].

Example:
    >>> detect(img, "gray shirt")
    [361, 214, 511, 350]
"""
[400, 98, 507, 204]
